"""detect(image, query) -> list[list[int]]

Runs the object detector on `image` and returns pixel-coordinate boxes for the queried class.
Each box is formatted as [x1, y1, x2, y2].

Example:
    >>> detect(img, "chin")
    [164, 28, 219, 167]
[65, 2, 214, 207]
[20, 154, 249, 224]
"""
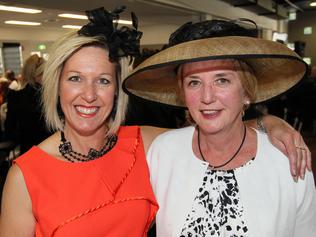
[75, 124, 104, 135]
[197, 122, 225, 134]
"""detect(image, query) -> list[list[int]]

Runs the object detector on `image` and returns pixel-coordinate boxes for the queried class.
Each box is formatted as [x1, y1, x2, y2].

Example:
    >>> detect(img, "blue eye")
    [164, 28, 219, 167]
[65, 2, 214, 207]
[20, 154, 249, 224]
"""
[215, 78, 230, 85]
[68, 76, 80, 82]
[188, 80, 201, 87]
[98, 78, 110, 85]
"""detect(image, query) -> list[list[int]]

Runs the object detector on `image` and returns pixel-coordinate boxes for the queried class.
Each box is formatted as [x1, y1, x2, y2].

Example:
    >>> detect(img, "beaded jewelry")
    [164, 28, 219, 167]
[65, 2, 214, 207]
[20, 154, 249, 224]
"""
[59, 131, 117, 162]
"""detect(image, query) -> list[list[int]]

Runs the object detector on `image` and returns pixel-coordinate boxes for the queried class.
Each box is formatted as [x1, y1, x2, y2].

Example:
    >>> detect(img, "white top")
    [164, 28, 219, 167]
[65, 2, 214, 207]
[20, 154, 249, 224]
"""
[147, 126, 316, 237]
[8, 80, 22, 91]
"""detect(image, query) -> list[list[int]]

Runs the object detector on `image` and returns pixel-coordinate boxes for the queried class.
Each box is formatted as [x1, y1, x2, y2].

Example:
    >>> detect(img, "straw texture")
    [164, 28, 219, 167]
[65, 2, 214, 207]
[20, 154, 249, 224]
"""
[124, 36, 307, 107]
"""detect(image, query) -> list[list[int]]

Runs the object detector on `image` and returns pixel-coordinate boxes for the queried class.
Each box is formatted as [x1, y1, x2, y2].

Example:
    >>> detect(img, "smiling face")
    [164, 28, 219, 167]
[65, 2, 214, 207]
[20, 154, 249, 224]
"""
[59, 46, 116, 136]
[181, 59, 249, 134]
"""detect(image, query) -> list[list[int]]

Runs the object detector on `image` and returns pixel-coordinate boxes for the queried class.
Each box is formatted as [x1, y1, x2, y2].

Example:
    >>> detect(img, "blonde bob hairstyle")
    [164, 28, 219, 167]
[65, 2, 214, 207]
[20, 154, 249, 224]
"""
[42, 31, 129, 135]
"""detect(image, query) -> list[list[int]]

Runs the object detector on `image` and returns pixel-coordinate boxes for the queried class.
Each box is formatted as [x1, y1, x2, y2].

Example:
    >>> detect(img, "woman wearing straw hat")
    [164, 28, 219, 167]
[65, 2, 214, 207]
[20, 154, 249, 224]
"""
[124, 19, 316, 236]
[0, 6, 309, 235]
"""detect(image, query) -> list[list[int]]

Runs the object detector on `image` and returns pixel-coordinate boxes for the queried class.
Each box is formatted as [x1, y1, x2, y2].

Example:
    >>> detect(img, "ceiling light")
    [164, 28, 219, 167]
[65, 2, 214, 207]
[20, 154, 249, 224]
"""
[310, 1, 316, 7]
[59, 13, 132, 25]
[0, 5, 41, 13]
[62, 25, 82, 29]
[58, 13, 87, 20]
[114, 20, 132, 25]
[5, 20, 41, 26]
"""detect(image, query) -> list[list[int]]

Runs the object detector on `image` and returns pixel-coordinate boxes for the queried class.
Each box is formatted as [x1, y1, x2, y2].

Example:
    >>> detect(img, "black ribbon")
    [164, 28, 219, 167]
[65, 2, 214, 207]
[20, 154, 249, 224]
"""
[78, 6, 142, 62]
[168, 18, 258, 48]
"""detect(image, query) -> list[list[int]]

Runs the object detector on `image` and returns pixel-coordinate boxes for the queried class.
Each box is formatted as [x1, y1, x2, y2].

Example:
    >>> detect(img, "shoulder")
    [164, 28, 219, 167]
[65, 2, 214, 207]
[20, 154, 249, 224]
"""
[146, 126, 195, 168]
[2, 164, 32, 211]
[5, 164, 25, 187]
[153, 126, 194, 144]
[139, 126, 169, 154]
[255, 130, 290, 168]
[37, 132, 60, 157]
[117, 125, 140, 138]
[0, 164, 36, 236]
[148, 126, 194, 152]
[257, 131, 285, 156]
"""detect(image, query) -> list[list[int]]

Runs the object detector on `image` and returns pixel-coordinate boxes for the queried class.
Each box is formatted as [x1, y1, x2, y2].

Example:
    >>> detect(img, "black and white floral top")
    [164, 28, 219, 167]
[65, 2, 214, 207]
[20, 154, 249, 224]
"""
[180, 168, 249, 237]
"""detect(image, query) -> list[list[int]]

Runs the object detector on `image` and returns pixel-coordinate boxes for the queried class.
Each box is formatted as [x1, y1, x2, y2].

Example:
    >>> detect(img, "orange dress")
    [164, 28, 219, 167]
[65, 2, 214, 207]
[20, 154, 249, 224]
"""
[14, 126, 158, 237]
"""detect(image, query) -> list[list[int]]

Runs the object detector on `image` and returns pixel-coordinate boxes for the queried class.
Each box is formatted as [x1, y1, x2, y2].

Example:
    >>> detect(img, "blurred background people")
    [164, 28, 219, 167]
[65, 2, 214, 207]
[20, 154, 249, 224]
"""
[4, 54, 51, 155]
[0, 70, 16, 106]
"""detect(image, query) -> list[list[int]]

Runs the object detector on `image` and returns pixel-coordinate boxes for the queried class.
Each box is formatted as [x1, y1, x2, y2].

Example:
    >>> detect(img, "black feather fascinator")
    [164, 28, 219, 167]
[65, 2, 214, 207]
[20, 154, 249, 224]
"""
[168, 18, 258, 47]
[78, 6, 142, 62]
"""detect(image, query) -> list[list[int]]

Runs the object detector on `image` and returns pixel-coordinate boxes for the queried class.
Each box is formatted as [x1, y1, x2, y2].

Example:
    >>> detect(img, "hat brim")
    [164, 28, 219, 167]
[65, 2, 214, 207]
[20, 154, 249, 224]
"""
[124, 36, 307, 107]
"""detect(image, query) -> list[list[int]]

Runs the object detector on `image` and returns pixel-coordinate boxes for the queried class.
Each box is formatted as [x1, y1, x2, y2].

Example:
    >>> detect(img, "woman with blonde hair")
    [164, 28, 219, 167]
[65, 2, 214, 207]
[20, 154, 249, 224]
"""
[0, 8, 311, 237]
[20, 54, 45, 88]
[4, 54, 50, 154]
[1, 7, 158, 236]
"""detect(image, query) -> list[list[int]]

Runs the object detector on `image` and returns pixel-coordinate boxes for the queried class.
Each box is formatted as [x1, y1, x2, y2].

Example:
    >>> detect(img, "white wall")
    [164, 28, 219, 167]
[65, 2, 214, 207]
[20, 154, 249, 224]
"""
[0, 26, 67, 64]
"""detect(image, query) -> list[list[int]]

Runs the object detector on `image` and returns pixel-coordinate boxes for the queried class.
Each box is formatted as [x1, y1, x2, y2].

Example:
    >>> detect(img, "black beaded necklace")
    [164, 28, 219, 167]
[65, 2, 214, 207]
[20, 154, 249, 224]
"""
[59, 131, 117, 162]
[197, 125, 247, 169]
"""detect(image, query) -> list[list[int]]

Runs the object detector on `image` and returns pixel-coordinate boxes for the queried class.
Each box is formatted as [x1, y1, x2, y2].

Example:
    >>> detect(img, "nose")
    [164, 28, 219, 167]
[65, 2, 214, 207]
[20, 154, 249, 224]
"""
[82, 83, 97, 102]
[201, 85, 215, 104]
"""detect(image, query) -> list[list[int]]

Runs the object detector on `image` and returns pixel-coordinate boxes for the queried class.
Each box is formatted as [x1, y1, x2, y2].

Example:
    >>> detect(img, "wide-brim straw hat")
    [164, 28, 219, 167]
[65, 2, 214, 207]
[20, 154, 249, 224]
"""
[123, 36, 307, 107]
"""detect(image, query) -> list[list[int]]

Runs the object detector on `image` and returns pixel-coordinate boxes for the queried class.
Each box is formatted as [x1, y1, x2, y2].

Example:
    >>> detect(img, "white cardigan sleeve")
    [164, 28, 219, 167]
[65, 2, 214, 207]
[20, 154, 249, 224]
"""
[294, 170, 316, 236]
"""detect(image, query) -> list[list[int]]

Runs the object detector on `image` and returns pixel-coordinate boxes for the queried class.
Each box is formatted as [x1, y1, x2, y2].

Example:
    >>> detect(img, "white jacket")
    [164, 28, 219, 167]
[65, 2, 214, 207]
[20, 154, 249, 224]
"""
[147, 126, 316, 237]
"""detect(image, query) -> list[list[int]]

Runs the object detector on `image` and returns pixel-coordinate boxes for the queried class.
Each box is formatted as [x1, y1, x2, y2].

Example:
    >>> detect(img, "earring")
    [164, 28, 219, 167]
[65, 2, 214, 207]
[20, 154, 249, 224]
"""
[242, 100, 250, 117]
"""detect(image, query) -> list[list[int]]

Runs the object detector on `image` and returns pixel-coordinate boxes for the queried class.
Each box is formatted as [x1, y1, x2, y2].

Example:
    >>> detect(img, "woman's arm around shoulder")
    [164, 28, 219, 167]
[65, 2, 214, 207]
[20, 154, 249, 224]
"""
[140, 126, 169, 154]
[245, 114, 312, 180]
[0, 164, 35, 237]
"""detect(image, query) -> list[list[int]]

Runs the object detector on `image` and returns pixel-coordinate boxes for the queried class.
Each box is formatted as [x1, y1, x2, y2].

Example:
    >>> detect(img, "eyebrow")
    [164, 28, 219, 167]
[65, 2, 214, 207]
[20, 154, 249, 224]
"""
[67, 71, 114, 77]
[186, 71, 234, 78]
[214, 72, 232, 77]
[186, 75, 200, 79]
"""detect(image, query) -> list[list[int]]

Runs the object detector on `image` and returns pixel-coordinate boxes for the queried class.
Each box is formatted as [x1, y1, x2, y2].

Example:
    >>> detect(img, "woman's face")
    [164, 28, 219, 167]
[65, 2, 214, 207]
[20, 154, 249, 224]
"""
[181, 60, 247, 134]
[59, 46, 116, 136]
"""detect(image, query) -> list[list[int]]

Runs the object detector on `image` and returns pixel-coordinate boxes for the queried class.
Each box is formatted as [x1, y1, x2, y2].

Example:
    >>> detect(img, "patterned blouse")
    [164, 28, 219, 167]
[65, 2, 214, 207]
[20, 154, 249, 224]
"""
[180, 164, 252, 237]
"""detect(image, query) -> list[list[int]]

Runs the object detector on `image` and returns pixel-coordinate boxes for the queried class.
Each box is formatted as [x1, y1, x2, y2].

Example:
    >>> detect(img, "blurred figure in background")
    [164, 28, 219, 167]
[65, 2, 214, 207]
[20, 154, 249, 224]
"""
[0, 70, 16, 105]
[0, 70, 18, 140]
[7, 70, 22, 91]
[9, 73, 23, 91]
[4, 54, 51, 154]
